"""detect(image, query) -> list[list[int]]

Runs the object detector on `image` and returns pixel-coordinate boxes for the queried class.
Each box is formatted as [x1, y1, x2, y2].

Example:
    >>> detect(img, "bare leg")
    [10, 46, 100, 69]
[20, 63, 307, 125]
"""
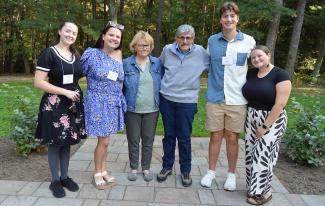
[224, 130, 239, 173]
[208, 130, 224, 170]
[102, 137, 110, 172]
[94, 136, 110, 173]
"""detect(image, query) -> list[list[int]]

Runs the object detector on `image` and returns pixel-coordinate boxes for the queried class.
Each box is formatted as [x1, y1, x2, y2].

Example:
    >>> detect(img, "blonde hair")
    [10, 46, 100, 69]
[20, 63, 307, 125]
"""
[129, 31, 154, 54]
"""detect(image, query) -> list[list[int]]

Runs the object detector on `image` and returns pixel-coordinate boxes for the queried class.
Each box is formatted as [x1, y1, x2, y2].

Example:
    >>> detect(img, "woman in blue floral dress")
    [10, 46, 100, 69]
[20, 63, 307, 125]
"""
[80, 21, 125, 189]
[35, 21, 86, 198]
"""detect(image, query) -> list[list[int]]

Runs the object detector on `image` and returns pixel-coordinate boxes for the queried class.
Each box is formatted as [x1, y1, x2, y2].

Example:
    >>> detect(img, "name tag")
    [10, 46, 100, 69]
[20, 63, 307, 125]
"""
[63, 74, 73, 85]
[107, 71, 118, 81]
[222, 56, 233, 66]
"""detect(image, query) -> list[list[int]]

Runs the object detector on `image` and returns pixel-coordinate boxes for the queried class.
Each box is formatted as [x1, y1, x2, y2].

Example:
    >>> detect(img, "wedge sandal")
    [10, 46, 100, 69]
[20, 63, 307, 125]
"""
[101, 171, 117, 187]
[92, 172, 106, 190]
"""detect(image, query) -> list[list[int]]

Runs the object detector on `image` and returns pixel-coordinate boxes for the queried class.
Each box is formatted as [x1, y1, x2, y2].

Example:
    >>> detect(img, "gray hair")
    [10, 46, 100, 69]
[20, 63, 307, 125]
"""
[175, 24, 195, 39]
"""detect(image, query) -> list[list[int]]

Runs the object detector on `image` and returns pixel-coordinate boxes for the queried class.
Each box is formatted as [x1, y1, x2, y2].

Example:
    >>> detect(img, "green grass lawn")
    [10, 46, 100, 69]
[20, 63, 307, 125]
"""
[1, 81, 324, 138]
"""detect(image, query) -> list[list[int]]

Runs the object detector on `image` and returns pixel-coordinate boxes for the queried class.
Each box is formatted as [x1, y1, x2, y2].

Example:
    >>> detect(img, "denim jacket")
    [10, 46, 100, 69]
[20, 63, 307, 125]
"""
[123, 55, 161, 112]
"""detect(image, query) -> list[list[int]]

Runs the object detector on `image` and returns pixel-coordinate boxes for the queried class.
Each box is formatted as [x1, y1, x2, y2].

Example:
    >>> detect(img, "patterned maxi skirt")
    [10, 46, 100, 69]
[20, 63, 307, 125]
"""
[244, 107, 287, 196]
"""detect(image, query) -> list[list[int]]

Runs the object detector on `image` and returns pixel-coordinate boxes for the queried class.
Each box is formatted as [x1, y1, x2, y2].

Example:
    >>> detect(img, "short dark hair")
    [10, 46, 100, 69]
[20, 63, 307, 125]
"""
[220, 2, 240, 18]
[93, 22, 124, 50]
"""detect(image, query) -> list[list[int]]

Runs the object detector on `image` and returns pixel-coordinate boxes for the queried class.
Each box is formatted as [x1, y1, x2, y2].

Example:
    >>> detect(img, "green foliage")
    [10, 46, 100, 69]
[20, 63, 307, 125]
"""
[293, 57, 317, 86]
[284, 96, 325, 166]
[1, 83, 43, 156]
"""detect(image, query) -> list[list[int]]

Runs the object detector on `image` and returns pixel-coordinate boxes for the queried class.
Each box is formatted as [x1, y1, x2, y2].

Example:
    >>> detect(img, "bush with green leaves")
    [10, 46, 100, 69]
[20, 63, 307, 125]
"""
[284, 96, 325, 166]
[5, 84, 43, 156]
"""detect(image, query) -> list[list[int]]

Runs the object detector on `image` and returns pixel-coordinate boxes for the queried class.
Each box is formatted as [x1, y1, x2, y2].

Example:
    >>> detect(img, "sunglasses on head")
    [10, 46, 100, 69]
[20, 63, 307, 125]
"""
[106, 21, 124, 30]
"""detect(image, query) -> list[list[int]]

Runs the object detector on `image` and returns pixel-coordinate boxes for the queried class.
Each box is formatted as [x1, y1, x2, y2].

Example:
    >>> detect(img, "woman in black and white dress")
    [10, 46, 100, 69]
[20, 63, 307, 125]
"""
[34, 21, 86, 198]
[242, 45, 291, 205]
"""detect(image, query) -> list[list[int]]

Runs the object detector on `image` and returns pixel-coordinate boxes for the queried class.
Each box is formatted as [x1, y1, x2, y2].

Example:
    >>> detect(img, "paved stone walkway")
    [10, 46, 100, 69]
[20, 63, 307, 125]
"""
[0, 134, 324, 206]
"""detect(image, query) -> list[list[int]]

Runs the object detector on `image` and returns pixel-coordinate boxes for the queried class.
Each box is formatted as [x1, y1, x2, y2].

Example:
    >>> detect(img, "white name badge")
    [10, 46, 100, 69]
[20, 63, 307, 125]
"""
[222, 56, 233, 66]
[63, 74, 74, 85]
[107, 71, 118, 81]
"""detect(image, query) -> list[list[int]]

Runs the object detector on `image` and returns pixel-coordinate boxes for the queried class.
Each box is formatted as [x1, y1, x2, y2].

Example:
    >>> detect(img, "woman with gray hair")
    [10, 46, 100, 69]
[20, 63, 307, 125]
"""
[123, 31, 161, 182]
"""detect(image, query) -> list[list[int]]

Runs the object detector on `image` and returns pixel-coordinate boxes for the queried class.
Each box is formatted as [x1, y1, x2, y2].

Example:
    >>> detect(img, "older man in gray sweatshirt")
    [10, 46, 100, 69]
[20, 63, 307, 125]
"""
[157, 24, 210, 187]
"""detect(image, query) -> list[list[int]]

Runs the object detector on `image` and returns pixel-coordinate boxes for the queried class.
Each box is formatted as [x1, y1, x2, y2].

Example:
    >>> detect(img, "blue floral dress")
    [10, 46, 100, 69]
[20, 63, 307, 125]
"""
[80, 48, 126, 137]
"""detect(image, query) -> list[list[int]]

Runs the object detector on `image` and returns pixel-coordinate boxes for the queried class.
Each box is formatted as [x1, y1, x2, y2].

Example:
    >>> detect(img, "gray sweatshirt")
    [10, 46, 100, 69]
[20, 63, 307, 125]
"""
[159, 43, 210, 103]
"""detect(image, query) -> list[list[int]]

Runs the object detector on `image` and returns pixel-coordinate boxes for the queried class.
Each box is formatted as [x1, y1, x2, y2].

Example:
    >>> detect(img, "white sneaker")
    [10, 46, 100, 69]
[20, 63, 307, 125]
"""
[224, 173, 236, 191]
[200, 170, 216, 188]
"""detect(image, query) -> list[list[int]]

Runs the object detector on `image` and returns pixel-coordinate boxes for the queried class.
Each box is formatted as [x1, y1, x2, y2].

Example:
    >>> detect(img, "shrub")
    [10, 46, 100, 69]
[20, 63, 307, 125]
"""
[7, 85, 43, 156]
[284, 96, 325, 166]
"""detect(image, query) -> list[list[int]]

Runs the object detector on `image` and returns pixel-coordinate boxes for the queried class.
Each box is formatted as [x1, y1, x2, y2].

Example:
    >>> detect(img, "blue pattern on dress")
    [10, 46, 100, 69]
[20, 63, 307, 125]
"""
[80, 47, 126, 137]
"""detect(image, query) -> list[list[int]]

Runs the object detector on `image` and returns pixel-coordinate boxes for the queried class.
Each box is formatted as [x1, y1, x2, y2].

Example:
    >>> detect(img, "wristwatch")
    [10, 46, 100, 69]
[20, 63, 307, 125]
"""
[262, 124, 269, 130]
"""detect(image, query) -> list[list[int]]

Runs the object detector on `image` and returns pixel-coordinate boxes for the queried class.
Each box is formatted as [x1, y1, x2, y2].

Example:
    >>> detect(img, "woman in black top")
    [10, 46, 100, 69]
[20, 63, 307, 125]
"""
[34, 21, 86, 198]
[242, 45, 291, 205]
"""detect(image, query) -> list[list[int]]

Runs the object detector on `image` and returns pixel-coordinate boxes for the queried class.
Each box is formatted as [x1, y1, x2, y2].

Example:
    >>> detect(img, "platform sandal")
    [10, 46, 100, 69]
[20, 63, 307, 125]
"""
[92, 172, 106, 190]
[101, 171, 117, 187]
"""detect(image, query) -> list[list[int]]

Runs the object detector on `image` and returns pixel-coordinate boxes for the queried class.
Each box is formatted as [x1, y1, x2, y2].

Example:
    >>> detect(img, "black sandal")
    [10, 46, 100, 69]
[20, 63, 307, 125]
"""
[247, 194, 272, 205]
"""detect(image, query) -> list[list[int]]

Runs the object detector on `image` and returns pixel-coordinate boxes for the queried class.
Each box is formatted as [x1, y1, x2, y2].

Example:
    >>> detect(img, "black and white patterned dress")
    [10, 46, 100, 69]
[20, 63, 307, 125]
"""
[35, 47, 87, 146]
[242, 67, 290, 196]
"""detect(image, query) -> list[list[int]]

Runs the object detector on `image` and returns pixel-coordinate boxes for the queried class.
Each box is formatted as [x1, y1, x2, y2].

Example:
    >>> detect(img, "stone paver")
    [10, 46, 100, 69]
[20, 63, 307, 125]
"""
[285, 194, 308, 206]
[0, 180, 26, 195]
[33, 197, 83, 206]
[77, 184, 109, 199]
[17, 182, 42, 196]
[82, 199, 100, 206]
[107, 185, 125, 200]
[212, 190, 251, 206]
[265, 193, 293, 206]
[69, 160, 91, 171]
[0, 195, 7, 204]
[124, 186, 154, 202]
[0, 135, 324, 206]
[155, 188, 200, 204]
[99, 200, 147, 206]
[300, 195, 325, 206]
[0, 196, 37, 206]
[198, 189, 216, 204]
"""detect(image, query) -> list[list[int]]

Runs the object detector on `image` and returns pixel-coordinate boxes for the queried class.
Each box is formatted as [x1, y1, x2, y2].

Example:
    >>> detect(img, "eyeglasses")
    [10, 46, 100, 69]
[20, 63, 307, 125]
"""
[106, 21, 124, 30]
[177, 36, 193, 41]
[137, 44, 150, 49]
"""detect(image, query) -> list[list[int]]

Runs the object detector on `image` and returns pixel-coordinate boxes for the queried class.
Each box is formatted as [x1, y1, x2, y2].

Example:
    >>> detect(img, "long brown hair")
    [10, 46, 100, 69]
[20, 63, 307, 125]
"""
[51, 21, 80, 58]
[93, 22, 124, 50]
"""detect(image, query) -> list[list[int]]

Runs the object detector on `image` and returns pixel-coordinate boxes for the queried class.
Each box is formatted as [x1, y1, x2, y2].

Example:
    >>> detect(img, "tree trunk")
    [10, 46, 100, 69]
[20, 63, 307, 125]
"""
[108, 0, 119, 22]
[22, 50, 31, 74]
[285, 0, 307, 79]
[4, 49, 13, 73]
[312, 38, 325, 81]
[266, 0, 283, 64]
[154, 0, 164, 57]
[145, 0, 154, 19]
[118, 0, 125, 23]
[92, 0, 96, 20]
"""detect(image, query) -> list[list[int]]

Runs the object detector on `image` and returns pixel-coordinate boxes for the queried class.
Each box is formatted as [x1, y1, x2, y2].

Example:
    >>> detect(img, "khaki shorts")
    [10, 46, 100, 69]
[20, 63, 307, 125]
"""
[205, 102, 247, 133]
